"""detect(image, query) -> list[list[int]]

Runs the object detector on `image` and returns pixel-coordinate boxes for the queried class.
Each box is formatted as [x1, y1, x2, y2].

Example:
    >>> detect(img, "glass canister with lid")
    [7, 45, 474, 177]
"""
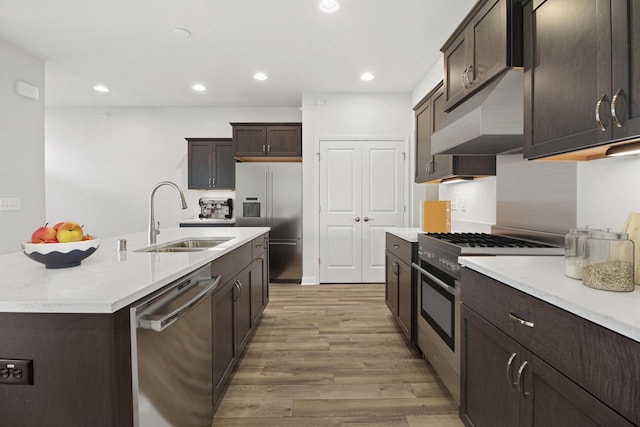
[583, 231, 635, 292]
[564, 226, 602, 279]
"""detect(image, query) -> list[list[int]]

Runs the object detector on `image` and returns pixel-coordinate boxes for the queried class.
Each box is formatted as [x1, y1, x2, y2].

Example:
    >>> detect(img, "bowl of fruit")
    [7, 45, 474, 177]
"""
[22, 222, 100, 269]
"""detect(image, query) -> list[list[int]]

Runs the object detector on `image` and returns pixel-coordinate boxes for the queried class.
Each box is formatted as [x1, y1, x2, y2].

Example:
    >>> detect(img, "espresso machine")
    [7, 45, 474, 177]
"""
[198, 198, 233, 220]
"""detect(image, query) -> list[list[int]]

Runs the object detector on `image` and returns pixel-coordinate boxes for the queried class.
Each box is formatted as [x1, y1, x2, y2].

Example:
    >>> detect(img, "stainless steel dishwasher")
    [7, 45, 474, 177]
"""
[131, 263, 221, 427]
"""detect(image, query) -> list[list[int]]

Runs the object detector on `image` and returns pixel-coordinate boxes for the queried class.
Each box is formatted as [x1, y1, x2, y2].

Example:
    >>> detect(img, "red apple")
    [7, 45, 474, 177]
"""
[31, 224, 58, 243]
[53, 222, 65, 231]
[56, 222, 84, 243]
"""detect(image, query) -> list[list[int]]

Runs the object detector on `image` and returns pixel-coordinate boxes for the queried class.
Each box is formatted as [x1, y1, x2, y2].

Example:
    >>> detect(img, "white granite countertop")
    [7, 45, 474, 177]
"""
[385, 227, 422, 242]
[0, 227, 269, 314]
[459, 256, 640, 343]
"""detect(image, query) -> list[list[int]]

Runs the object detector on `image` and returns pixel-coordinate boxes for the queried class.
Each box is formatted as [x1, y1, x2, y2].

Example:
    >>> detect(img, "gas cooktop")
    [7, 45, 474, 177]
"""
[419, 232, 564, 256]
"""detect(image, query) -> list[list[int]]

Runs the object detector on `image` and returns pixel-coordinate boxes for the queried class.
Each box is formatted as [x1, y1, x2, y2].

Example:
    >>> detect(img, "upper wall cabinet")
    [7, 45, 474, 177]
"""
[414, 81, 496, 183]
[442, 0, 523, 112]
[187, 138, 235, 190]
[523, 0, 640, 160]
[231, 123, 302, 161]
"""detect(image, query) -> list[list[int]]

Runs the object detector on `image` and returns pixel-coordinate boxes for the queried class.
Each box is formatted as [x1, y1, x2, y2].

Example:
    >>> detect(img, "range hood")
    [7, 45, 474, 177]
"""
[431, 69, 524, 156]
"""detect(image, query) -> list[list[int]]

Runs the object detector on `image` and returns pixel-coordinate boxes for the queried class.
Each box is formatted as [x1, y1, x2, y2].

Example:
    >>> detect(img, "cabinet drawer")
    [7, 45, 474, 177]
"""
[252, 234, 267, 259]
[461, 268, 640, 425]
[385, 233, 412, 262]
[212, 242, 252, 286]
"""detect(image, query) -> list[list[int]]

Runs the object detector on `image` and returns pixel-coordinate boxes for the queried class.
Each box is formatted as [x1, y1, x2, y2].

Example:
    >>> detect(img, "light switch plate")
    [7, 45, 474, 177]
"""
[0, 198, 20, 211]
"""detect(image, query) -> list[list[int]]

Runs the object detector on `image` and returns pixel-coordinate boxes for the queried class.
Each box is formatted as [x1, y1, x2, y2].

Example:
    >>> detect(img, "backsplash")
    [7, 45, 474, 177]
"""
[439, 154, 640, 235]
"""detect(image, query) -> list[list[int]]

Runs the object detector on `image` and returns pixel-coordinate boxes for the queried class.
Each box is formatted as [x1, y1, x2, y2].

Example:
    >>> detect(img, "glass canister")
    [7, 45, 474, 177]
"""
[583, 231, 635, 292]
[565, 227, 592, 279]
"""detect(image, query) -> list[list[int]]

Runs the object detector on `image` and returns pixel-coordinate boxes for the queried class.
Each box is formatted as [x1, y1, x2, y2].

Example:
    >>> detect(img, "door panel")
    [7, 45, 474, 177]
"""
[361, 142, 404, 283]
[320, 143, 362, 283]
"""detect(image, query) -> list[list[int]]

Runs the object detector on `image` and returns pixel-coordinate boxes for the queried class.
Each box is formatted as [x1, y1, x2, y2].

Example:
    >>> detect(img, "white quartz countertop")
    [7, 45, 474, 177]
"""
[385, 227, 422, 242]
[459, 256, 640, 343]
[0, 227, 269, 314]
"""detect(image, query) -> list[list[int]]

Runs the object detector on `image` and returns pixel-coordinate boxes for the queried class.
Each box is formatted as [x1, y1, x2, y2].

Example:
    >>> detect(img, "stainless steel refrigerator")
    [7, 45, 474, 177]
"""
[235, 162, 302, 283]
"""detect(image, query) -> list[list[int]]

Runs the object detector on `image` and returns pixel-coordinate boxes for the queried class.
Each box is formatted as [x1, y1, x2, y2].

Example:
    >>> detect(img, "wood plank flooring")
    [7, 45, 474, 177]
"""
[212, 283, 463, 427]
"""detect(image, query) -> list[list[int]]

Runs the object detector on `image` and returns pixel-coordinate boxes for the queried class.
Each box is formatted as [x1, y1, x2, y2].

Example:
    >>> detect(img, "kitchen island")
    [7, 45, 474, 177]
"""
[0, 227, 269, 426]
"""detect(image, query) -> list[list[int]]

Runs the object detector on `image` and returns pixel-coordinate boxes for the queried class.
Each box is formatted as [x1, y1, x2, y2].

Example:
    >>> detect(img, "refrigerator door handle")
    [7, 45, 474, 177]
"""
[269, 241, 297, 246]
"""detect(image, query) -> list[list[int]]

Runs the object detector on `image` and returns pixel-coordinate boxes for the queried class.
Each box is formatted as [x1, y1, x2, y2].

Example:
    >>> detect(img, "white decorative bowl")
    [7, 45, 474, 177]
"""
[22, 239, 101, 269]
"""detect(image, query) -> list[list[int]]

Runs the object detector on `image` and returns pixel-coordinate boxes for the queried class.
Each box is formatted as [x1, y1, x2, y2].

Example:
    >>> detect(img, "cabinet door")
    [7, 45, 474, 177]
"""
[213, 142, 235, 189]
[234, 125, 267, 157]
[396, 259, 412, 339]
[468, 0, 508, 90]
[519, 350, 635, 427]
[267, 125, 301, 157]
[431, 85, 455, 179]
[385, 252, 398, 316]
[460, 306, 520, 427]
[235, 266, 252, 353]
[523, 0, 612, 159]
[212, 279, 236, 404]
[611, 0, 640, 140]
[414, 98, 432, 183]
[250, 256, 266, 324]
[444, 30, 470, 110]
[188, 141, 212, 189]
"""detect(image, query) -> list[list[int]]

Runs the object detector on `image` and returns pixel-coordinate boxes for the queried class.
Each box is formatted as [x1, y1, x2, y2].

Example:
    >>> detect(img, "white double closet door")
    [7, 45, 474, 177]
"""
[319, 139, 405, 283]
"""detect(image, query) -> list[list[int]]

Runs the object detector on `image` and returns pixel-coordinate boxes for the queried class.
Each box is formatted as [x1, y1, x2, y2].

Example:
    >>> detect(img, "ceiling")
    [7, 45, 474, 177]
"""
[0, 0, 476, 108]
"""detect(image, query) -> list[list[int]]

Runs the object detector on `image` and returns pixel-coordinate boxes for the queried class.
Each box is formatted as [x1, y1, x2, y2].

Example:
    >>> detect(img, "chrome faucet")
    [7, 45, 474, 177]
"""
[148, 181, 188, 244]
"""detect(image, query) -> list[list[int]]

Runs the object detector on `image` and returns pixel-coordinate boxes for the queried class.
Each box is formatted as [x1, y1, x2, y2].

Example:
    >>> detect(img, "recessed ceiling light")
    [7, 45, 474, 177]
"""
[192, 83, 207, 92]
[173, 28, 192, 39]
[360, 72, 375, 81]
[93, 85, 109, 93]
[254, 72, 268, 81]
[319, 0, 340, 13]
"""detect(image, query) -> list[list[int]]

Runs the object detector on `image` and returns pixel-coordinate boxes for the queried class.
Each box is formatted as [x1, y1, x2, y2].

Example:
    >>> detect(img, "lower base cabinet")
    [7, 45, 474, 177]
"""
[460, 269, 639, 427]
[384, 233, 417, 346]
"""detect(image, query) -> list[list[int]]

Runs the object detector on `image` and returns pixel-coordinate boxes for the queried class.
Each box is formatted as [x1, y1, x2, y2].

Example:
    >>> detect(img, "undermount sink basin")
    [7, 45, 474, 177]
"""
[136, 237, 233, 253]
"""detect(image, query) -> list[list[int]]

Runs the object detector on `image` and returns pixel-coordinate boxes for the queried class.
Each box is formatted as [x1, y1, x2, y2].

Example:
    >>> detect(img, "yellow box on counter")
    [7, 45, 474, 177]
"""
[421, 200, 451, 232]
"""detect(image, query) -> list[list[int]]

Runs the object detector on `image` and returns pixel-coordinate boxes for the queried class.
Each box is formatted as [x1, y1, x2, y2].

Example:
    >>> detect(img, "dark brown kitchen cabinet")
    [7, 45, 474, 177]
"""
[414, 81, 496, 183]
[523, 0, 640, 159]
[442, 0, 522, 111]
[231, 123, 302, 159]
[250, 234, 269, 324]
[212, 277, 236, 404]
[186, 138, 235, 189]
[460, 268, 640, 427]
[385, 233, 417, 346]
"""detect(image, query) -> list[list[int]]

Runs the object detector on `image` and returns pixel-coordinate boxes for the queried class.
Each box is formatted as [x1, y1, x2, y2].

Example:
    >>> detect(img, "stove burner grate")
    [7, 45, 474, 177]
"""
[424, 232, 555, 248]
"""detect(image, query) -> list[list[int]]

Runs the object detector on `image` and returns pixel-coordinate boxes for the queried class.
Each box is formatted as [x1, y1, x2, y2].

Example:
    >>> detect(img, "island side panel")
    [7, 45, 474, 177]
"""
[0, 309, 133, 427]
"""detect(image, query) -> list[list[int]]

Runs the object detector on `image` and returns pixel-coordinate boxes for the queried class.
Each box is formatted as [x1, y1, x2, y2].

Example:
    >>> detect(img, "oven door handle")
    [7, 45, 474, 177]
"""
[411, 262, 459, 296]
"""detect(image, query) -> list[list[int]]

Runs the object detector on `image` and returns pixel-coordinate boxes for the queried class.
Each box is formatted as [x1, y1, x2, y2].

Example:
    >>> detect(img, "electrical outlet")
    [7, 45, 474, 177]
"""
[0, 198, 20, 211]
[460, 198, 467, 212]
[0, 359, 33, 385]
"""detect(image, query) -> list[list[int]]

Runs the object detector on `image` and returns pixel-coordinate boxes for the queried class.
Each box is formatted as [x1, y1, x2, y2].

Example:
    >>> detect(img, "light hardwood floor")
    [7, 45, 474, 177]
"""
[212, 283, 463, 427]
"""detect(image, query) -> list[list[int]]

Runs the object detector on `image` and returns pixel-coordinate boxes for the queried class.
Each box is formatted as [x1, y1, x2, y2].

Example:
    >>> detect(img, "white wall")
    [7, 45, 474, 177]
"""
[438, 176, 496, 233]
[45, 107, 300, 240]
[577, 155, 640, 231]
[0, 39, 45, 254]
[301, 93, 412, 284]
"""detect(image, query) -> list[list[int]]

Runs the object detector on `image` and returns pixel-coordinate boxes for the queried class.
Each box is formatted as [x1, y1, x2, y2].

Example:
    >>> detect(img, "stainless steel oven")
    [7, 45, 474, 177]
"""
[413, 232, 564, 405]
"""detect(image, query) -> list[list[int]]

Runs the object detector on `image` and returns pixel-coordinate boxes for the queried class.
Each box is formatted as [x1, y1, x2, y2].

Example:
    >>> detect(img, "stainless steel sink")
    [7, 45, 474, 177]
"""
[136, 237, 233, 253]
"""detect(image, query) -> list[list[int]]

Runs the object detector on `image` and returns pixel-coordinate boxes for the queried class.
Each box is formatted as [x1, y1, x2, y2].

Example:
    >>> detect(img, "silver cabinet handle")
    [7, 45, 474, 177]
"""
[461, 68, 469, 88]
[611, 88, 626, 128]
[516, 361, 529, 397]
[595, 94, 609, 132]
[411, 262, 459, 296]
[267, 145, 270, 153]
[354, 217, 361, 222]
[506, 353, 517, 387]
[262, 144, 266, 153]
[393, 244, 400, 248]
[466, 64, 474, 86]
[509, 312, 534, 328]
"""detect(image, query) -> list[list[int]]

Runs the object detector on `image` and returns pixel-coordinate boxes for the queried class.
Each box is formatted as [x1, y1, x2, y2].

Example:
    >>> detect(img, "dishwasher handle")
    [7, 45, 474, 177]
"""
[137, 274, 221, 332]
